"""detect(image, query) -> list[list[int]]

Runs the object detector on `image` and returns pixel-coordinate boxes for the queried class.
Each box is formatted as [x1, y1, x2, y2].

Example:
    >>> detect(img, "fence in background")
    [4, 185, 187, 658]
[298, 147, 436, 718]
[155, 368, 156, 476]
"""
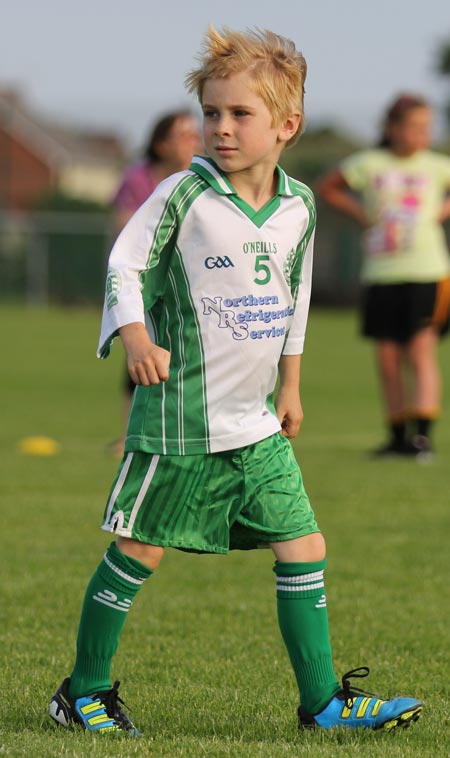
[0, 210, 115, 306]
[0, 207, 365, 307]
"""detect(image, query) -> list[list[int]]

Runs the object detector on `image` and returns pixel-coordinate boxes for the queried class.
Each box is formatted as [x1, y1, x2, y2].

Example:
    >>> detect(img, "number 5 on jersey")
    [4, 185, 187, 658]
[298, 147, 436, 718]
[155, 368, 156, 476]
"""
[254, 255, 271, 285]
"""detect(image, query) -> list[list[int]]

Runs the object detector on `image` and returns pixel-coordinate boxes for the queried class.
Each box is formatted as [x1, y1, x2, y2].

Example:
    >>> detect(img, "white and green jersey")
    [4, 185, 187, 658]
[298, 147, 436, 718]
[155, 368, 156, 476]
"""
[98, 156, 316, 454]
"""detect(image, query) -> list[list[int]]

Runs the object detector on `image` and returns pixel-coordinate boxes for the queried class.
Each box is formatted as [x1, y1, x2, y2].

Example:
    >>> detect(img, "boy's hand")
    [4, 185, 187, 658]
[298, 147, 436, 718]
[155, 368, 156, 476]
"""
[276, 354, 303, 438]
[275, 386, 303, 439]
[119, 323, 170, 385]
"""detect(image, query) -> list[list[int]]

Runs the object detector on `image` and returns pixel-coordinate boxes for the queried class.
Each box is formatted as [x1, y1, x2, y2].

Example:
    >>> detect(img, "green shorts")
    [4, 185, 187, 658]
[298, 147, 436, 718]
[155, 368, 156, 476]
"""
[101, 433, 319, 554]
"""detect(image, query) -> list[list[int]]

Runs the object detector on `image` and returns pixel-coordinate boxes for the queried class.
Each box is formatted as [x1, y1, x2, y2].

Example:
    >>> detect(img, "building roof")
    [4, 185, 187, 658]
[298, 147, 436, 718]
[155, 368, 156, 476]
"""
[0, 88, 128, 169]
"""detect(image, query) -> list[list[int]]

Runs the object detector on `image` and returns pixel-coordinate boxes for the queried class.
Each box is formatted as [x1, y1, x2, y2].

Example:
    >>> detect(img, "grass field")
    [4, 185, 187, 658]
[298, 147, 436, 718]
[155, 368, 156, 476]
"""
[2, 304, 450, 757]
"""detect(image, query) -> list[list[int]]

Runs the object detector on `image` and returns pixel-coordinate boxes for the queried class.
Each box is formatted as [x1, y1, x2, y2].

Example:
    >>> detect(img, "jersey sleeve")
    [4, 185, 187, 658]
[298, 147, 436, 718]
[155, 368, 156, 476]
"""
[97, 178, 179, 358]
[282, 196, 316, 356]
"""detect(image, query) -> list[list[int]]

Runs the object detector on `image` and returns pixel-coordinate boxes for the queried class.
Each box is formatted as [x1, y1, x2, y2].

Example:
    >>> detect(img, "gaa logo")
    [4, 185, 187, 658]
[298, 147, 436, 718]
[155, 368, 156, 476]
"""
[204, 256, 235, 269]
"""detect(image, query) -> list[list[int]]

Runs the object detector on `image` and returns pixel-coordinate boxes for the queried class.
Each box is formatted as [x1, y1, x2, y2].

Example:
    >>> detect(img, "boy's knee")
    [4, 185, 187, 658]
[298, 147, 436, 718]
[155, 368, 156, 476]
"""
[116, 536, 165, 571]
[271, 531, 326, 563]
[310, 531, 326, 560]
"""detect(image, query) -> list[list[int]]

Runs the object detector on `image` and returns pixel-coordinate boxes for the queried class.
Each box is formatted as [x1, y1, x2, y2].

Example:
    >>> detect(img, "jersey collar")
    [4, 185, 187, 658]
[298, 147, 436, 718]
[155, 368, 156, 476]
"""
[190, 155, 294, 197]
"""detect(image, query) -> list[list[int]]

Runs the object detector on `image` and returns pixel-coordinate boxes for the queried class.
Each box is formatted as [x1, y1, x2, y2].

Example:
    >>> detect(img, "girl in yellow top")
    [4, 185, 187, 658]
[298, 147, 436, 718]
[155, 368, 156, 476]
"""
[318, 94, 450, 459]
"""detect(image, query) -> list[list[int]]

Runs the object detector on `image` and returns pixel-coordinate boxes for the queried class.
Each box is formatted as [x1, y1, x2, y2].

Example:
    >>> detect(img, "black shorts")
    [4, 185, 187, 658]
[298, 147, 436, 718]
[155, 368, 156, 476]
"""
[361, 279, 450, 344]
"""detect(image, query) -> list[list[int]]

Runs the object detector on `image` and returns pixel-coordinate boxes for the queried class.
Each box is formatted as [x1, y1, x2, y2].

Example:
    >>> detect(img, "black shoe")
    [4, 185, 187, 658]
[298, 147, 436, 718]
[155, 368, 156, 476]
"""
[369, 440, 415, 458]
[410, 435, 434, 463]
[49, 677, 142, 735]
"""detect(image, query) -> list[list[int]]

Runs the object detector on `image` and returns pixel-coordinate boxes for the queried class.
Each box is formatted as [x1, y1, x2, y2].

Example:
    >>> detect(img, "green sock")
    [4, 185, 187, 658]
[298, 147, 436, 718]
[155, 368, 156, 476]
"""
[274, 559, 339, 714]
[69, 541, 152, 698]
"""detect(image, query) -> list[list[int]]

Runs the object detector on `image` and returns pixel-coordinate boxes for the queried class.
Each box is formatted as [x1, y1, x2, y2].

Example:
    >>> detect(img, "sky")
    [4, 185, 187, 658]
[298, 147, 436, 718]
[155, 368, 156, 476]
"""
[3, 0, 450, 153]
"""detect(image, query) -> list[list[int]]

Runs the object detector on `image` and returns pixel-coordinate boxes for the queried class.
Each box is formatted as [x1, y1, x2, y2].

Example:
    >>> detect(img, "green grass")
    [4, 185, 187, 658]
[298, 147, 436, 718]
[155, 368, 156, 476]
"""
[2, 304, 450, 757]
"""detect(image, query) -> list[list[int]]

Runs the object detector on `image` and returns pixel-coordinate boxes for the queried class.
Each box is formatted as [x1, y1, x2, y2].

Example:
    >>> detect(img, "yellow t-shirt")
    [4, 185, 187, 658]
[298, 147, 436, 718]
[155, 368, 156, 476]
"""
[341, 149, 450, 283]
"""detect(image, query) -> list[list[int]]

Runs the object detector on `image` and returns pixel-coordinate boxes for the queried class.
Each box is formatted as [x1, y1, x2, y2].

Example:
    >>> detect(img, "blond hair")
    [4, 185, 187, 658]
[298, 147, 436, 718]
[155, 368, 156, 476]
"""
[185, 26, 307, 147]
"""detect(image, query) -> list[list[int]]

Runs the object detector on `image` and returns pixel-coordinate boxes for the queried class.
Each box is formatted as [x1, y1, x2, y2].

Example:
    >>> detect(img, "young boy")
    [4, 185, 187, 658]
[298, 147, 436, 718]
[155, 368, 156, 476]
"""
[49, 26, 422, 736]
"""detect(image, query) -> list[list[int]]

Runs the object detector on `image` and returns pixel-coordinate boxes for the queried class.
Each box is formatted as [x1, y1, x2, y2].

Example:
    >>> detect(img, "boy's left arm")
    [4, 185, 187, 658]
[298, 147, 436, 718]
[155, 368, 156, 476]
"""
[276, 193, 315, 438]
[276, 210, 315, 438]
[276, 354, 303, 439]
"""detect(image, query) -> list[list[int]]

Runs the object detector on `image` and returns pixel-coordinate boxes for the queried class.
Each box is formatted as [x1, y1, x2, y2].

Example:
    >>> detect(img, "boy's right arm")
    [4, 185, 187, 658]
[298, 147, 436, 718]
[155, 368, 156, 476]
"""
[98, 176, 179, 360]
[119, 322, 170, 385]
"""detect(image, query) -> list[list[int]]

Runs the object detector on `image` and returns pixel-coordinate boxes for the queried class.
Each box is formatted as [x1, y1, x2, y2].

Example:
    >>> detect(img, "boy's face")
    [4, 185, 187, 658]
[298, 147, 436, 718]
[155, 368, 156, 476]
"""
[201, 71, 298, 175]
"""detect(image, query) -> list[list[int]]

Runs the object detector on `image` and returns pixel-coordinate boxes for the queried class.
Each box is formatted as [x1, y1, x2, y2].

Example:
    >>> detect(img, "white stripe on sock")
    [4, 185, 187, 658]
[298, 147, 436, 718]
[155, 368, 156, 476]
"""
[103, 552, 146, 585]
[276, 570, 324, 584]
[276, 581, 325, 592]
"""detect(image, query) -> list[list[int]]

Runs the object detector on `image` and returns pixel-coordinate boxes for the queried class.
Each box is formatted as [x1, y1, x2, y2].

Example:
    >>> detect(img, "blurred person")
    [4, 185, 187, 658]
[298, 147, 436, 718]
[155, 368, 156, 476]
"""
[109, 111, 201, 456]
[317, 94, 450, 460]
[49, 27, 422, 738]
